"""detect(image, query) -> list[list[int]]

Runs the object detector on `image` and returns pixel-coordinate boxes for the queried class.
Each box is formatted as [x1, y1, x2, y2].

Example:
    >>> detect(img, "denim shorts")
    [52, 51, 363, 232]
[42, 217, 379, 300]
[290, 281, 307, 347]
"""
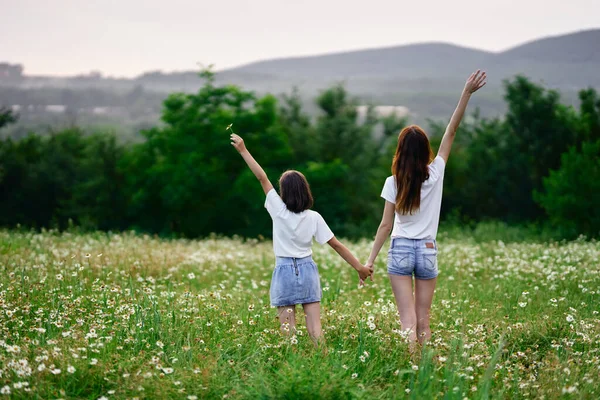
[270, 255, 322, 307]
[387, 237, 439, 280]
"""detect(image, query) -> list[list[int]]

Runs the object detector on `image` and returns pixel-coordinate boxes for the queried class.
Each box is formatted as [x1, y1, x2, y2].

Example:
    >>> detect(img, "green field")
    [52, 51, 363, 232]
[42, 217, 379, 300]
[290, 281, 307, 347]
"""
[0, 229, 598, 399]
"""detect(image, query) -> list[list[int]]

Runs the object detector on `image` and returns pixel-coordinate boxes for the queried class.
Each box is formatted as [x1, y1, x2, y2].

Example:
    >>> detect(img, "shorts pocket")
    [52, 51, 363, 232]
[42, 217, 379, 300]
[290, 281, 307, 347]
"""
[393, 251, 411, 268]
[388, 250, 413, 275]
[422, 252, 438, 272]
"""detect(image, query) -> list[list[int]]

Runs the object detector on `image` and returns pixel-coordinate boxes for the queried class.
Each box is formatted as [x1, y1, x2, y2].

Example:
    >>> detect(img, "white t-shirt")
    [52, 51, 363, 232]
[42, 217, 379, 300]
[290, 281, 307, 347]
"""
[265, 189, 335, 257]
[381, 155, 446, 240]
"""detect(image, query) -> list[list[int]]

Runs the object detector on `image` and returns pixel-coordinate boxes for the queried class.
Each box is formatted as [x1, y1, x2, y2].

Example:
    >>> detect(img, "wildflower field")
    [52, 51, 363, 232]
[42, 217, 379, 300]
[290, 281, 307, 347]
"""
[0, 229, 598, 399]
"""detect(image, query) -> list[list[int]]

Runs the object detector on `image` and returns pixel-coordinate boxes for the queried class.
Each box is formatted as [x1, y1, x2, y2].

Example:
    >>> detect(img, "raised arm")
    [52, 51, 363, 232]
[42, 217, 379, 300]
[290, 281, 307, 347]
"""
[437, 70, 487, 163]
[365, 200, 395, 271]
[230, 132, 274, 195]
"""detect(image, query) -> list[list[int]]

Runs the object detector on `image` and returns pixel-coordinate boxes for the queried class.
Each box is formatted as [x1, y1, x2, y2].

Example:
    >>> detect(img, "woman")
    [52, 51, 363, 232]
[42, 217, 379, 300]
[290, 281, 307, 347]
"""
[365, 70, 487, 345]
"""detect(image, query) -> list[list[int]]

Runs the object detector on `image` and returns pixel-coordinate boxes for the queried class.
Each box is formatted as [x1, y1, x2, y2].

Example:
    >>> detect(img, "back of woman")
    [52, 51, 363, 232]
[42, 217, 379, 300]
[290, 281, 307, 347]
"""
[381, 147, 446, 240]
[366, 70, 487, 348]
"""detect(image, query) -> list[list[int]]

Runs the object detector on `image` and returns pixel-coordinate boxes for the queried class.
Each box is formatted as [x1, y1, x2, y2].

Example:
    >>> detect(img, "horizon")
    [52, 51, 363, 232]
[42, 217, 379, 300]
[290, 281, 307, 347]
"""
[6, 27, 599, 79]
[2, 0, 599, 78]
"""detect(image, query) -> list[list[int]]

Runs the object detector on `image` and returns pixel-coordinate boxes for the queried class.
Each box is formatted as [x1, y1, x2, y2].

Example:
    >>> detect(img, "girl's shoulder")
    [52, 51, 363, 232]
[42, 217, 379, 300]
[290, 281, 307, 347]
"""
[305, 209, 320, 218]
[305, 209, 326, 224]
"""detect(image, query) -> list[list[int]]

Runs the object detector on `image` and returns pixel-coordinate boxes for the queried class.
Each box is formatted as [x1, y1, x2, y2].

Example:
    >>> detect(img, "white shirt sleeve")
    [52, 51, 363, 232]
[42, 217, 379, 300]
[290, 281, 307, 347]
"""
[264, 189, 286, 218]
[381, 176, 396, 204]
[314, 213, 334, 244]
[428, 156, 446, 181]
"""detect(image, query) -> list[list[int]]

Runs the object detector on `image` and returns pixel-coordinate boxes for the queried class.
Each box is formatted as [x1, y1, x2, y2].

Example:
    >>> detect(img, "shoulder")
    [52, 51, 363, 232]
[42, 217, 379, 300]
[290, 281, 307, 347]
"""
[429, 155, 446, 170]
[307, 209, 322, 220]
[383, 175, 396, 191]
[266, 188, 279, 198]
[386, 175, 395, 184]
[428, 156, 446, 180]
[380, 176, 397, 203]
[266, 188, 284, 205]
[308, 210, 329, 225]
[265, 188, 286, 215]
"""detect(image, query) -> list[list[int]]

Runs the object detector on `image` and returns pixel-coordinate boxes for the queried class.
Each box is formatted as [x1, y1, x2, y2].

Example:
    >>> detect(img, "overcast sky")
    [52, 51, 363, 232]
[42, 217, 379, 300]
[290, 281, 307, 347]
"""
[2, 0, 598, 77]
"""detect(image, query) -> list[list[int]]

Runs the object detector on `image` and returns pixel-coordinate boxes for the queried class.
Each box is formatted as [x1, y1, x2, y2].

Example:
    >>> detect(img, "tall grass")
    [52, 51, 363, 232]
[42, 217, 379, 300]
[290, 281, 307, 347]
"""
[0, 229, 598, 399]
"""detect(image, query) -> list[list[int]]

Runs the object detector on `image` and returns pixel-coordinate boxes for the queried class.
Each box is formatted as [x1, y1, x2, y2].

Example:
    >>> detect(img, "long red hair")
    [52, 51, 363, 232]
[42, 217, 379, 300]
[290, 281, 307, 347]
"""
[392, 125, 434, 215]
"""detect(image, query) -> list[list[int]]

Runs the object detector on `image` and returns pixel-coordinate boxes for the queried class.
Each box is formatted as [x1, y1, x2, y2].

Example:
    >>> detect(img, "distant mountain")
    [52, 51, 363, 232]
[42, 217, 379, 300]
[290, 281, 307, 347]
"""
[496, 29, 600, 64]
[4, 29, 598, 93]
[1, 29, 599, 133]
[218, 29, 600, 90]
[222, 43, 492, 79]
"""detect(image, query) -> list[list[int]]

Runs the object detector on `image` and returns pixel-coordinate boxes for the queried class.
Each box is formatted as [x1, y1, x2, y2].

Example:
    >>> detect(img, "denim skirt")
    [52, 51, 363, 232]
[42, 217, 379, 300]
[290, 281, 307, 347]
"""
[270, 255, 322, 307]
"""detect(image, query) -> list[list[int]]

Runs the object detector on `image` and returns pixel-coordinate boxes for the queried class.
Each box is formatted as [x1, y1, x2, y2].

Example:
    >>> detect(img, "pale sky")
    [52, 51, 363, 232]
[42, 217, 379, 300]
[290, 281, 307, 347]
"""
[1, 0, 598, 77]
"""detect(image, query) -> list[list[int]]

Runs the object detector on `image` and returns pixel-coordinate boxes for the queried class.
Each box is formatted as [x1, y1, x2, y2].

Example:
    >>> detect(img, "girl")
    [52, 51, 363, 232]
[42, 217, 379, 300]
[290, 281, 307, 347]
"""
[230, 132, 373, 342]
[365, 70, 487, 345]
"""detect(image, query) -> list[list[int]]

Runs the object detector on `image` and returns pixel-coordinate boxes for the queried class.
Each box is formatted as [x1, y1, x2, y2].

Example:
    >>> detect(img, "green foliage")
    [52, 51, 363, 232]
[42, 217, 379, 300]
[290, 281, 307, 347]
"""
[577, 87, 600, 142]
[1, 74, 599, 238]
[0, 129, 126, 230]
[533, 88, 600, 237]
[290, 84, 404, 237]
[535, 140, 600, 238]
[434, 78, 593, 231]
[122, 70, 290, 237]
[502, 76, 580, 218]
[0, 107, 18, 129]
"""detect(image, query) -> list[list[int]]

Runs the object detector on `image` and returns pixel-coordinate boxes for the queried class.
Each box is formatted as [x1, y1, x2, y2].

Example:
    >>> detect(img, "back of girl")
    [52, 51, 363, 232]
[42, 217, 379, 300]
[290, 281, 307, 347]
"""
[366, 70, 487, 348]
[229, 130, 373, 344]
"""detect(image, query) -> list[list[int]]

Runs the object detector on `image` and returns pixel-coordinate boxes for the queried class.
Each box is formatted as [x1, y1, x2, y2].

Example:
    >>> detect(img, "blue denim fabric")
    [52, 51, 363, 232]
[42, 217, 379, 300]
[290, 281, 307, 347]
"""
[270, 255, 322, 307]
[387, 238, 439, 280]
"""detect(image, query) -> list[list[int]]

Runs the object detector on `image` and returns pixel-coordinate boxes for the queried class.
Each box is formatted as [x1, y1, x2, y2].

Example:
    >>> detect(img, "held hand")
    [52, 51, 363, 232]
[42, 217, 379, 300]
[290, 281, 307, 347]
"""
[365, 261, 374, 282]
[357, 264, 374, 286]
[463, 70, 487, 94]
[230, 133, 247, 153]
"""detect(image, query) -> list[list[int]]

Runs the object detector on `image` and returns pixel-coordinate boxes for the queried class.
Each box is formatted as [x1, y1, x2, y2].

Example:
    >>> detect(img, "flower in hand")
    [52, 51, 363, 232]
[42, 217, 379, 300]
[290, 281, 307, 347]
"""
[230, 133, 247, 153]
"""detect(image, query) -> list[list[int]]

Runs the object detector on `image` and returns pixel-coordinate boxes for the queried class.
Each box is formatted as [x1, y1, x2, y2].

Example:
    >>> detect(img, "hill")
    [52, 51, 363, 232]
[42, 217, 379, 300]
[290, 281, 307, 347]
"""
[1, 29, 598, 136]
[219, 29, 600, 90]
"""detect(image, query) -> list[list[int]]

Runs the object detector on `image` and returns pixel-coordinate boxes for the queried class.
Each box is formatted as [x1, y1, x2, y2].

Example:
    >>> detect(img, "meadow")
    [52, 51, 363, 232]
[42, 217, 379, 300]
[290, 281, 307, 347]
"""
[0, 227, 598, 399]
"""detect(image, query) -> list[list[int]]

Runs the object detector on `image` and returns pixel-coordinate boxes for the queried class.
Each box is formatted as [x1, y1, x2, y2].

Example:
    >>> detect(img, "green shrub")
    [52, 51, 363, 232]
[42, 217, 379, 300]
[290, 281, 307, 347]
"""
[535, 140, 600, 238]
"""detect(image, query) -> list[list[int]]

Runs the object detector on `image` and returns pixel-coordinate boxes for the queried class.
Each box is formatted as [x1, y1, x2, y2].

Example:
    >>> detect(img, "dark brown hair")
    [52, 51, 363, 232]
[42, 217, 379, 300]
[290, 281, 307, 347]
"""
[392, 125, 434, 215]
[279, 170, 314, 213]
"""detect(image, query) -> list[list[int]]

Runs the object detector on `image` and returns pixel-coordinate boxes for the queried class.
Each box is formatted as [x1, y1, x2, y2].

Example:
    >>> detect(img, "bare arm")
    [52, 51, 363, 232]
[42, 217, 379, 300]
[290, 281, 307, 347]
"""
[438, 70, 487, 163]
[328, 237, 373, 284]
[230, 133, 273, 195]
[365, 201, 396, 269]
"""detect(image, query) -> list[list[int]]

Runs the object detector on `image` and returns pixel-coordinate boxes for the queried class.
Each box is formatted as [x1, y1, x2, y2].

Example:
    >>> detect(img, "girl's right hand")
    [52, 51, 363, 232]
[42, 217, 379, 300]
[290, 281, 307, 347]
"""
[357, 265, 374, 284]
[230, 133, 247, 153]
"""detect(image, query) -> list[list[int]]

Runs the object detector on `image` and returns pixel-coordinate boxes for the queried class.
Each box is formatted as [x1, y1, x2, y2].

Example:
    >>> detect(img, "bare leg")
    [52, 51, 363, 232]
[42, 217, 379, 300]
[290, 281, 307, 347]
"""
[277, 306, 296, 335]
[414, 277, 437, 344]
[389, 275, 417, 343]
[302, 302, 323, 345]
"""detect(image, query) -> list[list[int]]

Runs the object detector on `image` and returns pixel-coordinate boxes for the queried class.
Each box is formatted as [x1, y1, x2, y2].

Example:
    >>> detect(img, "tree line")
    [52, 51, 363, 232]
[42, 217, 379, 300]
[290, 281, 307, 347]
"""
[1, 71, 599, 238]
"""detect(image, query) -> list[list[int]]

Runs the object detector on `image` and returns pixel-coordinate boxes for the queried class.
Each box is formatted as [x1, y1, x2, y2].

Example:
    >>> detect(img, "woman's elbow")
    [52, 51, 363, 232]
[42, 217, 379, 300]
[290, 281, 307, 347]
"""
[379, 222, 393, 234]
[258, 174, 269, 183]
